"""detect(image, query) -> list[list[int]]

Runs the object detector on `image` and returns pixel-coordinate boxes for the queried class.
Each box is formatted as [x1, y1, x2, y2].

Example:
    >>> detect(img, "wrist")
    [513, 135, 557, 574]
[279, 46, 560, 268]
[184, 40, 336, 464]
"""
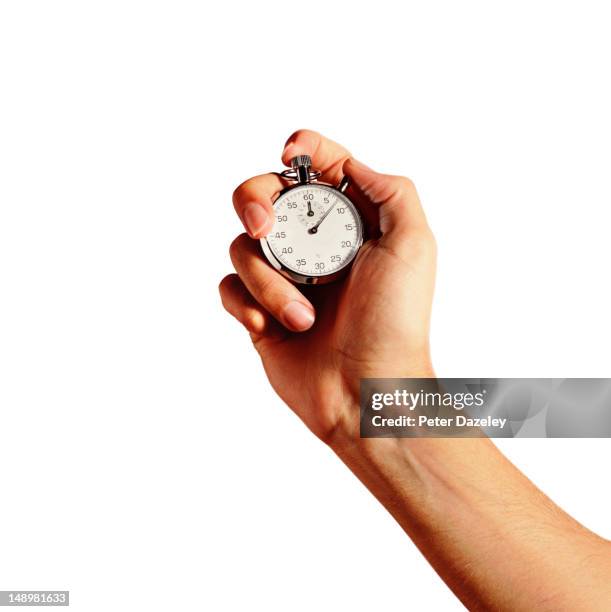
[328, 357, 436, 451]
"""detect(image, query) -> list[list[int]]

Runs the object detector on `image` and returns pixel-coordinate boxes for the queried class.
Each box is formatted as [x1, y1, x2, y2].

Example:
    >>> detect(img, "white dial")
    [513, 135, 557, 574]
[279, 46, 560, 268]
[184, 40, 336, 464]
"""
[264, 184, 363, 278]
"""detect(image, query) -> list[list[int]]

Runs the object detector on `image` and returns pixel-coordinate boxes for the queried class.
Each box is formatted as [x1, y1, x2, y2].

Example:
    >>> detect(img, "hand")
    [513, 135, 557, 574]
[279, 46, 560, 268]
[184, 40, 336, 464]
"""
[220, 134, 611, 611]
[219, 130, 436, 444]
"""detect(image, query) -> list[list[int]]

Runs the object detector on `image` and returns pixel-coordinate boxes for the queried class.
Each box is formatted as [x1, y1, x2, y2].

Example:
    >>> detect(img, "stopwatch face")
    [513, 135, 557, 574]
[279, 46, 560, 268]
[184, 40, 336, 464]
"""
[263, 184, 363, 281]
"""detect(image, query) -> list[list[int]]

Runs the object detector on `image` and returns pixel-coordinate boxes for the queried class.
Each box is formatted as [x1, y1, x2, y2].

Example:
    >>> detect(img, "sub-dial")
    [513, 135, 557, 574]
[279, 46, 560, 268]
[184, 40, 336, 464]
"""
[296, 200, 324, 228]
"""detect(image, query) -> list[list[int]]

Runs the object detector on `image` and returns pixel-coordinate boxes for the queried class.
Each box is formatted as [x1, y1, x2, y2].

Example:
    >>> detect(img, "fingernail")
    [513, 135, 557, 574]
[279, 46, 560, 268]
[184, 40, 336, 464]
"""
[283, 301, 315, 331]
[282, 144, 295, 160]
[243, 202, 269, 237]
[282, 135, 297, 155]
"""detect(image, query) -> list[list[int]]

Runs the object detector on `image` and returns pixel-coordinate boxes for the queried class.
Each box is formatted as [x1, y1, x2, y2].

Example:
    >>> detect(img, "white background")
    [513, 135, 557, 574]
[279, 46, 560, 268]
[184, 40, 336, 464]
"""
[1, 1, 610, 610]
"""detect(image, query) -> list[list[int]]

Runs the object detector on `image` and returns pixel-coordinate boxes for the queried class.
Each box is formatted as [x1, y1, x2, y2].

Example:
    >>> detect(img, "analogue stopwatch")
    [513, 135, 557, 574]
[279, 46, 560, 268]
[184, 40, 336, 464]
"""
[260, 155, 364, 284]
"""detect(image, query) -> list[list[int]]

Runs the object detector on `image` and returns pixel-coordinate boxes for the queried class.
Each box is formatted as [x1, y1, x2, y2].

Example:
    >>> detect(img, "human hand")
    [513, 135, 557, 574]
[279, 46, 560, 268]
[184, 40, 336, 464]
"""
[221, 136, 611, 610]
[219, 130, 436, 444]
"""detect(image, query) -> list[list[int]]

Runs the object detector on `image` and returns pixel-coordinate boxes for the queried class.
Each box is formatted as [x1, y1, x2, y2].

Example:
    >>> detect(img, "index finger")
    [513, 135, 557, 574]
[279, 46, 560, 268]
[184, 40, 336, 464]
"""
[281, 129, 351, 185]
[232, 173, 286, 239]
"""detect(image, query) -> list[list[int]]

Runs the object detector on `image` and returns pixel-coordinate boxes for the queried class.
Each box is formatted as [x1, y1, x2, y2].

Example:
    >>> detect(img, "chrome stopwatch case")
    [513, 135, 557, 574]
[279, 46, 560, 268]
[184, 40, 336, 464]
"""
[260, 155, 364, 285]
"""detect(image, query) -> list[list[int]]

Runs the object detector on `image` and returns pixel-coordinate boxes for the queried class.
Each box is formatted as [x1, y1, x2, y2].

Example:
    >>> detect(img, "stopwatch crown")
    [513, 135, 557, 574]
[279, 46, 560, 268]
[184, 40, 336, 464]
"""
[290, 155, 312, 170]
[280, 155, 321, 184]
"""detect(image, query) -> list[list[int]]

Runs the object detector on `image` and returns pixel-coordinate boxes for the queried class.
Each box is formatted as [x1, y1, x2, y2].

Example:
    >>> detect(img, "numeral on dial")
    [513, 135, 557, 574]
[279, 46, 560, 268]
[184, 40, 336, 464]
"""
[265, 184, 361, 278]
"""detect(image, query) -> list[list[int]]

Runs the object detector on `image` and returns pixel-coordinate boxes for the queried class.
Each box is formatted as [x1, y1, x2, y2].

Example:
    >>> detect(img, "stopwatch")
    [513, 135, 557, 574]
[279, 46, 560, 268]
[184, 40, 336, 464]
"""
[260, 155, 364, 284]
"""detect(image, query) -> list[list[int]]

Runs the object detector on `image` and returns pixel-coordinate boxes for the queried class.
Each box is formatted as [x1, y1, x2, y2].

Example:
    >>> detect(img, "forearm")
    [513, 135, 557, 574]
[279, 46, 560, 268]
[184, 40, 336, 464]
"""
[332, 429, 611, 610]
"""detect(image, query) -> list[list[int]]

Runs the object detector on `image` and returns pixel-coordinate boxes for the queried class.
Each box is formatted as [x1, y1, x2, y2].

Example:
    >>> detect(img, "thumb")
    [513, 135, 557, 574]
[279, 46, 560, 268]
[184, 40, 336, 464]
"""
[342, 158, 430, 242]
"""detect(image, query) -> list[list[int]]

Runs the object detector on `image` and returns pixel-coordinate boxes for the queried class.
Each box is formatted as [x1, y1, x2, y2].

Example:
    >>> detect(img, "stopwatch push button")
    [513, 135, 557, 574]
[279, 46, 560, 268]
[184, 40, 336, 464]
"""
[292, 155, 313, 184]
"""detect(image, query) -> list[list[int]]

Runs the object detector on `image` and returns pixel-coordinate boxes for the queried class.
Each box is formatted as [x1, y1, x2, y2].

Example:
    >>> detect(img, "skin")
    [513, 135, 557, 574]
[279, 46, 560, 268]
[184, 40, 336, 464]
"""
[219, 130, 611, 610]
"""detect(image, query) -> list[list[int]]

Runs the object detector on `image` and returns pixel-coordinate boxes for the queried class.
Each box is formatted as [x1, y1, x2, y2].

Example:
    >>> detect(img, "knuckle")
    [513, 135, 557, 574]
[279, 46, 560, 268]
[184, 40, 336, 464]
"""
[395, 175, 416, 195]
[241, 309, 265, 334]
[254, 272, 277, 300]
[232, 180, 249, 205]
[218, 273, 235, 294]
[412, 227, 437, 258]
[229, 233, 249, 263]
[251, 270, 288, 313]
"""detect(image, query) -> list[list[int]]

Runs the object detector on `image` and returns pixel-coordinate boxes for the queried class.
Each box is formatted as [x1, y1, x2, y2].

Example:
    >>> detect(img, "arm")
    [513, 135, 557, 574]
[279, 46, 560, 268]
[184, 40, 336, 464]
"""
[335, 433, 611, 610]
[220, 129, 611, 610]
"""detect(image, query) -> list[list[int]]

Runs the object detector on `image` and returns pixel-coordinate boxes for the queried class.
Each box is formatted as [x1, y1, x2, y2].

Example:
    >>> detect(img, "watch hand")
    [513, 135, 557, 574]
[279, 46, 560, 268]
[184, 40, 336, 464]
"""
[307, 202, 314, 216]
[308, 201, 336, 234]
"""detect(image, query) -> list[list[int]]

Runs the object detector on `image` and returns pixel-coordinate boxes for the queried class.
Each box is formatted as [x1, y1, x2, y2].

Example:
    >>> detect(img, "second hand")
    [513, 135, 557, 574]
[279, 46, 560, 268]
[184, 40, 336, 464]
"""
[308, 200, 336, 234]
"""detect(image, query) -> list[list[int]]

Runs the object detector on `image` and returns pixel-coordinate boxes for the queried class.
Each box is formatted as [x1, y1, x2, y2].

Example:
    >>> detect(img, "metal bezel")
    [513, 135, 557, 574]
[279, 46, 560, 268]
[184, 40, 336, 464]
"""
[259, 182, 364, 285]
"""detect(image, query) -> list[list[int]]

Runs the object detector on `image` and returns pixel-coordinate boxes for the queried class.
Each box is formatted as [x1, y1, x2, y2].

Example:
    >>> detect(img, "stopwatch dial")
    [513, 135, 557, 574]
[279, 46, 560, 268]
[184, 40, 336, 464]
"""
[265, 185, 362, 277]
